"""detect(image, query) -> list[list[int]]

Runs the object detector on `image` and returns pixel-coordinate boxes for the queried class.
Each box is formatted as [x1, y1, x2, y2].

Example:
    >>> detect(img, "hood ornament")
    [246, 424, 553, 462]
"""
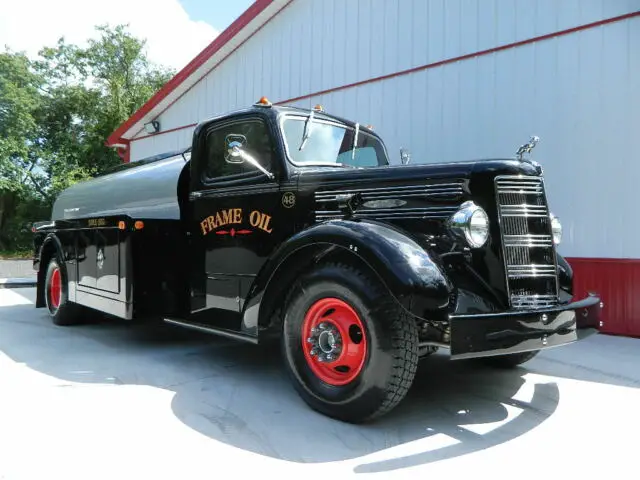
[516, 135, 539, 161]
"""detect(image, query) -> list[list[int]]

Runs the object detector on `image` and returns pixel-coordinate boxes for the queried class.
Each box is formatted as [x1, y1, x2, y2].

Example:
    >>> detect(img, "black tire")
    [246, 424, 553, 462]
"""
[281, 262, 419, 423]
[44, 257, 80, 326]
[481, 350, 540, 368]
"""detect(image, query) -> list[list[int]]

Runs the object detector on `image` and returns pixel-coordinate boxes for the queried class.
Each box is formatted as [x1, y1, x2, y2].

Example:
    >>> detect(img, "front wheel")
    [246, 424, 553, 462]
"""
[281, 262, 419, 423]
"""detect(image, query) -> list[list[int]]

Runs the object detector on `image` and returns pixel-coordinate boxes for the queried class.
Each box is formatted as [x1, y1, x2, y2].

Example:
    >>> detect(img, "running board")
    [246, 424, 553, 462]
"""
[163, 317, 258, 344]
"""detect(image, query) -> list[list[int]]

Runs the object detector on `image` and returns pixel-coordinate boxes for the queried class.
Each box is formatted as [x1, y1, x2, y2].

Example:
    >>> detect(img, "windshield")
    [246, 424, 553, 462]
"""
[281, 116, 389, 167]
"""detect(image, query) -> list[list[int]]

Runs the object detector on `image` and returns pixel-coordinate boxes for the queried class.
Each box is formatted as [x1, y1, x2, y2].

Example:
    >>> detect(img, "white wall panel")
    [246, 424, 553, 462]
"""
[128, 0, 640, 261]
[293, 16, 640, 260]
[130, 127, 195, 161]
[145, 0, 639, 139]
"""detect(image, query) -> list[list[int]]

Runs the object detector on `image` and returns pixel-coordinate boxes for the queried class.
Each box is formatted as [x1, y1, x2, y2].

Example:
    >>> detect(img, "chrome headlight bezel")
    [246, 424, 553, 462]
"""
[550, 213, 562, 245]
[448, 201, 490, 248]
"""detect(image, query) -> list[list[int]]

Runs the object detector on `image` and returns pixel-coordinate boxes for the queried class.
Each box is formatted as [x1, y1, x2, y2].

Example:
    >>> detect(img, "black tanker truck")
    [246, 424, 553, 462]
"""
[31, 97, 603, 423]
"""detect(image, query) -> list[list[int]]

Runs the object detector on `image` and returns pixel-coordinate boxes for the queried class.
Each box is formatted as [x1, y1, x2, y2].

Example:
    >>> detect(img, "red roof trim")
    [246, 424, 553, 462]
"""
[128, 0, 294, 142]
[106, 0, 275, 147]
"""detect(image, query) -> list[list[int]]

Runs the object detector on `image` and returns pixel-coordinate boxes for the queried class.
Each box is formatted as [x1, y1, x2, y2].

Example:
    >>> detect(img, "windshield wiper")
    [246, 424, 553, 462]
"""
[351, 123, 359, 160]
[299, 109, 315, 151]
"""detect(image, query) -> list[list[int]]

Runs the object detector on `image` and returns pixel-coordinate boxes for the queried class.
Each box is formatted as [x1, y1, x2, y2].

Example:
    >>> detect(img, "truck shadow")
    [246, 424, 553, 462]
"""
[0, 293, 625, 471]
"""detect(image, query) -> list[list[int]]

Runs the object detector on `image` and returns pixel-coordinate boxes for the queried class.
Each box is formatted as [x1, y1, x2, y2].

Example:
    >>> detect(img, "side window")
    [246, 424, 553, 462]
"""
[204, 118, 275, 181]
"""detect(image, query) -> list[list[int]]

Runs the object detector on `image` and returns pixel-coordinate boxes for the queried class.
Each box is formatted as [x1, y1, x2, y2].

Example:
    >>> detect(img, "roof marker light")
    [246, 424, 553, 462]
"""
[255, 96, 272, 106]
[313, 104, 324, 112]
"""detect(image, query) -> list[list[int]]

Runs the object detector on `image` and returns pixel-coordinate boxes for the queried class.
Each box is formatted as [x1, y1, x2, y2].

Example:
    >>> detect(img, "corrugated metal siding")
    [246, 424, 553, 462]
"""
[284, 14, 640, 262]
[126, 0, 640, 336]
[148, 0, 638, 134]
[568, 258, 640, 338]
[126, 0, 640, 258]
[132, 0, 640, 257]
[129, 0, 639, 263]
[130, 127, 195, 161]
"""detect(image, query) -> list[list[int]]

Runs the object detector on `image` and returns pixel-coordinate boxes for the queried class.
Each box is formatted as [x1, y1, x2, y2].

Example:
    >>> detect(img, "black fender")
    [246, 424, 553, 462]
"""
[556, 253, 574, 298]
[35, 233, 65, 308]
[242, 219, 454, 336]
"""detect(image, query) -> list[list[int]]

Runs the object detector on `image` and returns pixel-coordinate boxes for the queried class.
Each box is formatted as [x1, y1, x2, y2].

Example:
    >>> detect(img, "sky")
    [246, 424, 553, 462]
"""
[0, 0, 255, 72]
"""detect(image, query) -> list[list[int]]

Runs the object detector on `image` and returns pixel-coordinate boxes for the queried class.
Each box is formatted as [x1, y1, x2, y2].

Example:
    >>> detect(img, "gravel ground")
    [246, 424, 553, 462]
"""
[0, 287, 638, 480]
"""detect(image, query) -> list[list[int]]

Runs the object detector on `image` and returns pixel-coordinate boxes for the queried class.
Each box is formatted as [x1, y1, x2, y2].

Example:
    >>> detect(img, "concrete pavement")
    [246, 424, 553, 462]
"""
[0, 259, 36, 288]
[0, 287, 638, 480]
[0, 259, 35, 278]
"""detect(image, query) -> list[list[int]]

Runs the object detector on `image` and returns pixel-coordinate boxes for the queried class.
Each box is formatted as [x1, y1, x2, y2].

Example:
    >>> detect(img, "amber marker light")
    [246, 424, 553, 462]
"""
[313, 104, 324, 112]
[256, 96, 272, 106]
[118, 221, 126, 230]
[134, 221, 145, 230]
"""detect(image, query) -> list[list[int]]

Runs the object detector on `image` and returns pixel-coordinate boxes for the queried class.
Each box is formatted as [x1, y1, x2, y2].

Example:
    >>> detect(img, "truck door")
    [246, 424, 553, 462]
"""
[189, 114, 281, 319]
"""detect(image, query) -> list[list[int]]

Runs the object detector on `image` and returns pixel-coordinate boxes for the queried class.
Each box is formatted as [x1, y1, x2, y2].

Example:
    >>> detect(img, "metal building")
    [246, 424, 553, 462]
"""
[107, 0, 640, 336]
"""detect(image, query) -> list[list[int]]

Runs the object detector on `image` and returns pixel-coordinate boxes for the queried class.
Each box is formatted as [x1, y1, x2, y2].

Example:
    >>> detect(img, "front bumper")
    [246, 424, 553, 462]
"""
[448, 294, 603, 360]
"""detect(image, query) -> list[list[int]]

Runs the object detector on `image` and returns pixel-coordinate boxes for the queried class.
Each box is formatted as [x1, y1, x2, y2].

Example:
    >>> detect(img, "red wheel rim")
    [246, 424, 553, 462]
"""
[302, 298, 367, 386]
[49, 267, 61, 309]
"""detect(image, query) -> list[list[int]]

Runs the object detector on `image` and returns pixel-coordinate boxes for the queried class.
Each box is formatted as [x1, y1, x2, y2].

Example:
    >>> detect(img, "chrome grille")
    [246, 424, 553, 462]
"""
[495, 176, 559, 308]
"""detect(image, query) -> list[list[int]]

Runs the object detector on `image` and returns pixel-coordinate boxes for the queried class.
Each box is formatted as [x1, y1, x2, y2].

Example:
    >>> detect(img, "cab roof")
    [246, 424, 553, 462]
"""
[193, 102, 380, 140]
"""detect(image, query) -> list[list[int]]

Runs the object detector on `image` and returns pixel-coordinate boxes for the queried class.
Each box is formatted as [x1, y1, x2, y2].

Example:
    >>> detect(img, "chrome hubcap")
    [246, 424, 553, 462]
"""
[307, 322, 342, 363]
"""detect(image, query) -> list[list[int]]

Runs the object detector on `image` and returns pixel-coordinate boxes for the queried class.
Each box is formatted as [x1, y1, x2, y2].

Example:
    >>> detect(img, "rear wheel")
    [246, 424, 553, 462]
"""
[281, 262, 419, 423]
[44, 257, 80, 326]
[481, 350, 540, 368]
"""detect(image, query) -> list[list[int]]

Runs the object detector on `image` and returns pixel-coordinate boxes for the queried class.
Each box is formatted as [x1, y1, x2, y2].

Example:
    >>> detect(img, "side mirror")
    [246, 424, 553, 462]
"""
[223, 133, 275, 179]
[400, 147, 411, 165]
[225, 135, 247, 164]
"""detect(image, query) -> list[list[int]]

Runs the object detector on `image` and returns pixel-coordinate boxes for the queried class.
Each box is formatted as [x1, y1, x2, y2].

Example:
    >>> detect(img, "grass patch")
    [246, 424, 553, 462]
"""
[0, 249, 32, 260]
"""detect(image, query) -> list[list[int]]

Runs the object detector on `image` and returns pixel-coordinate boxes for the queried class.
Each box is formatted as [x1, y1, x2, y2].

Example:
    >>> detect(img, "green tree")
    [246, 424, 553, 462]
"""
[0, 24, 175, 252]
[0, 50, 45, 250]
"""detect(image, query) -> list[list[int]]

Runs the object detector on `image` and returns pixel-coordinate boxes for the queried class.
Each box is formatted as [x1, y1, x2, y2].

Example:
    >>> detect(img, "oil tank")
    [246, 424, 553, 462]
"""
[51, 153, 189, 221]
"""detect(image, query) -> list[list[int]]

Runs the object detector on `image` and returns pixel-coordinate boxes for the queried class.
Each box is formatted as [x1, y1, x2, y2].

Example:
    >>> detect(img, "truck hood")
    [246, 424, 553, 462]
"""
[302, 158, 544, 231]
[297, 158, 542, 189]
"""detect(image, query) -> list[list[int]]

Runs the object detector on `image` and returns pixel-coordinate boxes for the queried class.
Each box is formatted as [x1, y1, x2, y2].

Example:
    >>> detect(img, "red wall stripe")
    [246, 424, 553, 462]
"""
[278, 10, 640, 105]
[127, 10, 640, 145]
[567, 258, 640, 338]
[130, 123, 197, 144]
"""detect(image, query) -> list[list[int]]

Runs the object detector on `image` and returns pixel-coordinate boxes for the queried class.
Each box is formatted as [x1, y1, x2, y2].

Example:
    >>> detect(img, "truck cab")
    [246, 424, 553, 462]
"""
[32, 98, 603, 423]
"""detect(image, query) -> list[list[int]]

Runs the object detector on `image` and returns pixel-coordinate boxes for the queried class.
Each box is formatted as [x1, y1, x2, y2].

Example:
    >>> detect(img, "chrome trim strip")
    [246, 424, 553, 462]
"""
[316, 182, 464, 196]
[503, 234, 553, 247]
[316, 206, 457, 214]
[316, 206, 459, 221]
[316, 188, 464, 203]
[190, 183, 279, 200]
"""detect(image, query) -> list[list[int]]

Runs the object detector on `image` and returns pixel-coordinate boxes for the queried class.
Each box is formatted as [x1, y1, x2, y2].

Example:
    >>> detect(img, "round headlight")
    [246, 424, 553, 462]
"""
[550, 213, 562, 245]
[449, 201, 490, 248]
